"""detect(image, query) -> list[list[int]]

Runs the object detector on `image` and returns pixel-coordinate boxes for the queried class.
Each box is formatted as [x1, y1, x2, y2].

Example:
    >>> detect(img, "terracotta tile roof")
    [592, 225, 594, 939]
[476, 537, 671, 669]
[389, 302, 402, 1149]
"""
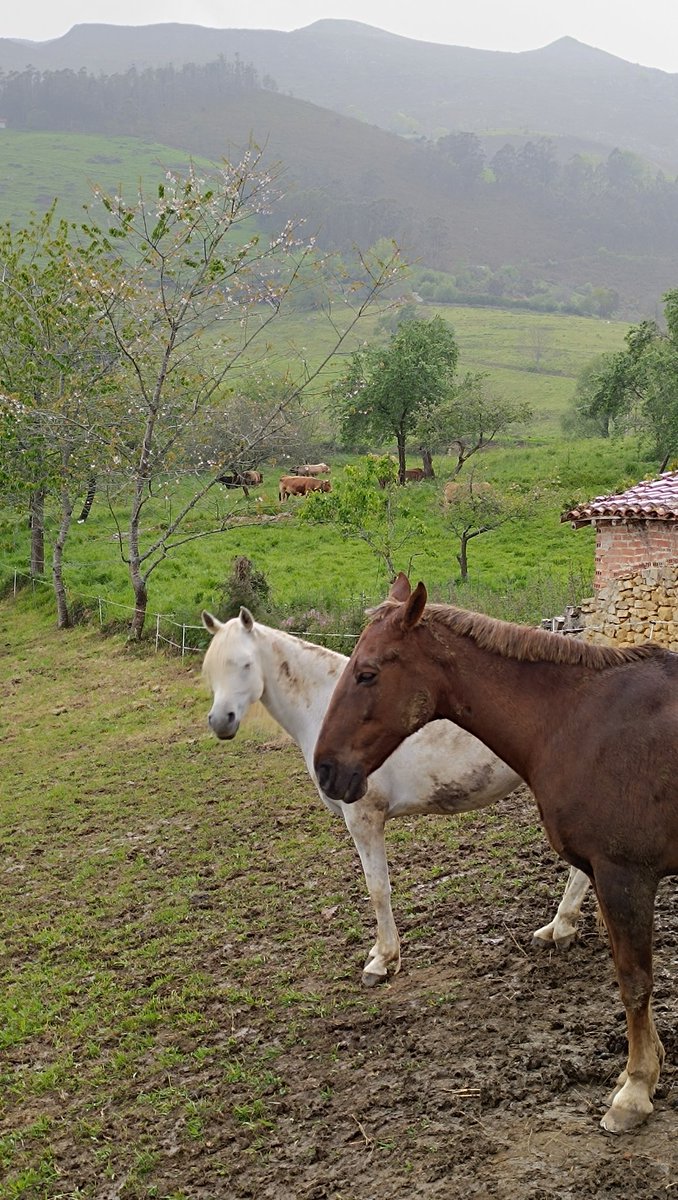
[563, 470, 678, 527]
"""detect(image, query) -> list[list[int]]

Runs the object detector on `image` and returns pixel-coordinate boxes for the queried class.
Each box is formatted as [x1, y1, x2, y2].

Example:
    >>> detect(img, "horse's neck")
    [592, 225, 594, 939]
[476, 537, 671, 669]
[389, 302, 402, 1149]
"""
[257, 628, 346, 765]
[433, 626, 577, 783]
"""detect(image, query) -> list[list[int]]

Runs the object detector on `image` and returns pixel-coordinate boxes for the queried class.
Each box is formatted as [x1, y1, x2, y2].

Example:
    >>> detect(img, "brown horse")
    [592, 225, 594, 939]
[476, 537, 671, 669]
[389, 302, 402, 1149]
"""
[314, 573, 678, 1134]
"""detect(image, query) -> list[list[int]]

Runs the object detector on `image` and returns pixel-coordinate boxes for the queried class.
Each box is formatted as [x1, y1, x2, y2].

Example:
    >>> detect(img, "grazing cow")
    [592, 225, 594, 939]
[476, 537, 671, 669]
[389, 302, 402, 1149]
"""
[294, 463, 331, 477]
[378, 466, 425, 488]
[279, 476, 332, 500]
[217, 472, 243, 488]
[217, 469, 263, 498]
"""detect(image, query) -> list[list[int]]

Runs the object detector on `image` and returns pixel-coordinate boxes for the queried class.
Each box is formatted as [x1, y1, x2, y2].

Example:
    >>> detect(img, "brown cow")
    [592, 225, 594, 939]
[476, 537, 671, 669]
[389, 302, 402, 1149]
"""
[279, 476, 332, 500]
[294, 463, 331, 477]
[218, 469, 263, 498]
[443, 479, 492, 505]
[378, 466, 425, 488]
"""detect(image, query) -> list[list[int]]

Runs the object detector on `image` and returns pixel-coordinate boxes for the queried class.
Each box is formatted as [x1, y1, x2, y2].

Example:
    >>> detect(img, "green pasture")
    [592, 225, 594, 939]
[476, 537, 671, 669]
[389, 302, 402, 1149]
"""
[0, 128, 629, 428]
[0, 435, 651, 635]
[268, 302, 629, 432]
[0, 131, 217, 228]
[0, 602, 554, 1196]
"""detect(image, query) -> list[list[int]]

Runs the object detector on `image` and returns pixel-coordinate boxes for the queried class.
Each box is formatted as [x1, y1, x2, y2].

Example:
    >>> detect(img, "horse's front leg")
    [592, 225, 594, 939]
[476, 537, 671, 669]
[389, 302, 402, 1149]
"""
[593, 864, 663, 1133]
[340, 794, 400, 987]
[532, 865, 590, 949]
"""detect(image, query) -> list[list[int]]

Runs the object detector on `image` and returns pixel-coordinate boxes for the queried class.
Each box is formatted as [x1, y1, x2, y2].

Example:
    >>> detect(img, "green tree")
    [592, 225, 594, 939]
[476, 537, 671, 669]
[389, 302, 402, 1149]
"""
[566, 291, 678, 463]
[421, 372, 532, 477]
[301, 455, 424, 582]
[442, 475, 525, 581]
[75, 153, 401, 638]
[0, 206, 119, 625]
[331, 316, 459, 483]
[565, 352, 634, 438]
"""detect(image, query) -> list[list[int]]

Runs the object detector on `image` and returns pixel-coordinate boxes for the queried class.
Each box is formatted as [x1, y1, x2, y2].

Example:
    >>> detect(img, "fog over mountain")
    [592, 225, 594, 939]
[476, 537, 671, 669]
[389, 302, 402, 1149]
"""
[1, 20, 677, 317]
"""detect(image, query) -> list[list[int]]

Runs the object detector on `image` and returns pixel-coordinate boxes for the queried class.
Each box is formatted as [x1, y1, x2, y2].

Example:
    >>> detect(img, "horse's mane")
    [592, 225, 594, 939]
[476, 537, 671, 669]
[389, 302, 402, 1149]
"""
[368, 600, 668, 670]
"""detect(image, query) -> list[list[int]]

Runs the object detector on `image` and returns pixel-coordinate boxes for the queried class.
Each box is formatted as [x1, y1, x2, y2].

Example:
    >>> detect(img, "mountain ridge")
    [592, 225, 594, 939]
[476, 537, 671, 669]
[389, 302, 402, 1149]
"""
[1, 19, 676, 173]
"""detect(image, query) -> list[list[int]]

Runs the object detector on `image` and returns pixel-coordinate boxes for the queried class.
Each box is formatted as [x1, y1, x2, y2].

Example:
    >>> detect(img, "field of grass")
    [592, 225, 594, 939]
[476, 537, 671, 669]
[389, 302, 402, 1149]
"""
[2, 600, 676, 1197]
[0, 433, 652, 642]
[0, 131, 216, 228]
[270, 301, 629, 434]
[0, 196, 638, 640]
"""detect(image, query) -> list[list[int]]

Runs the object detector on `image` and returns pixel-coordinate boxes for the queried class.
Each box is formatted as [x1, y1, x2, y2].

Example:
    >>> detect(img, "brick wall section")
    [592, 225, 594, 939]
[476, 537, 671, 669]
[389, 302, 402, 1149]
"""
[581, 563, 678, 650]
[594, 521, 678, 587]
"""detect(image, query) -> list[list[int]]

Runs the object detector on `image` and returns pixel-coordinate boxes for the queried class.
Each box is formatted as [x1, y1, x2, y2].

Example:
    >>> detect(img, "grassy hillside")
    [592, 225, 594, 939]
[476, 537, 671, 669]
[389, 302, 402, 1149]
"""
[1, 433, 650, 642]
[259, 302, 630, 429]
[0, 131, 213, 227]
[1, 111, 677, 320]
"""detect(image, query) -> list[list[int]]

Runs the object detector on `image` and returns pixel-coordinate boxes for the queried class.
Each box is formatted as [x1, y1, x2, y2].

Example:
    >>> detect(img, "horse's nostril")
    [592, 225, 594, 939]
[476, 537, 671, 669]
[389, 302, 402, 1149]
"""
[316, 761, 334, 792]
[228, 712, 236, 725]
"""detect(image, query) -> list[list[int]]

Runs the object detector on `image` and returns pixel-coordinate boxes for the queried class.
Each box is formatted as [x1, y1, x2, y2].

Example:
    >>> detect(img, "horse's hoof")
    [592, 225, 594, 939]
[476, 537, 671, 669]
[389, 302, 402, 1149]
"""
[361, 968, 387, 988]
[601, 1104, 651, 1134]
[532, 931, 554, 949]
[553, 931, 576, 950]
[532, 928, 576, 950]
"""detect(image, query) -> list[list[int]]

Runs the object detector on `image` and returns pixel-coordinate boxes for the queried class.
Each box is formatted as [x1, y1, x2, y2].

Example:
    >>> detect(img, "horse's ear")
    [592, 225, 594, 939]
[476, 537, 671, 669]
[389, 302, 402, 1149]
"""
[389, 572, 411, 602]
[202, 610, 222, 636]
[401, 581, 427, 630]
[239, 607, 255, 631]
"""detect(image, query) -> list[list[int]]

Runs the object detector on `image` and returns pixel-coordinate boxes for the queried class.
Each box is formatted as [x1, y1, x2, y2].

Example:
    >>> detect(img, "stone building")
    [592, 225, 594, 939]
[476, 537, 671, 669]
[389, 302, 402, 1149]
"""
[562, 471, 678, 649]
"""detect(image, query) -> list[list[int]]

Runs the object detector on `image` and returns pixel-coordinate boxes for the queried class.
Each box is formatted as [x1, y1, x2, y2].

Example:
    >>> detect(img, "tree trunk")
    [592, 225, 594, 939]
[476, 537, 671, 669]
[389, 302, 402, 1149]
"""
[421, 447, 435, 478]
[396, 432, 407, 484]
[128, 501, 149, 639]
[456, 534, 469, 581]
[29, 489, 46, 577]
[77, 476, 97, 523]
[53, 489, 73, 629]
[129, 575, 148, 641]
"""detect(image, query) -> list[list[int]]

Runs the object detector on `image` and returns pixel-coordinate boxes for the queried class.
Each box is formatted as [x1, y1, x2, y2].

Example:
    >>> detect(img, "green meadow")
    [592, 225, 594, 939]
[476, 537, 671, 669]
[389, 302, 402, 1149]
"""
[1, 434, 650, 640]
[0, 131, 211, 227]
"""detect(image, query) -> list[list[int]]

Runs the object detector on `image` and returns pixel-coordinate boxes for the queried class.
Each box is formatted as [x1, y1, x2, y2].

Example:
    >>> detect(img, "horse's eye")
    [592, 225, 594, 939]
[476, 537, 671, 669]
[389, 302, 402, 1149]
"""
[356, 669, 377, 685]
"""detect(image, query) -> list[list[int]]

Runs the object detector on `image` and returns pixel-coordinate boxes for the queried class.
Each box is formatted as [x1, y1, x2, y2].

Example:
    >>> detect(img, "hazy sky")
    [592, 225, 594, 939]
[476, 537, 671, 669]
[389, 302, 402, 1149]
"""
[3, 2, 678, 75]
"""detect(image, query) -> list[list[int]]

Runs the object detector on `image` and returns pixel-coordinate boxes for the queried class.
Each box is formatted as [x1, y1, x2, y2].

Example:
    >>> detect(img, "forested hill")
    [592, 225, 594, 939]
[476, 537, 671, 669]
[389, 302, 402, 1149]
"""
[2, 29, 678, 318]
[2, 20, 678, 171]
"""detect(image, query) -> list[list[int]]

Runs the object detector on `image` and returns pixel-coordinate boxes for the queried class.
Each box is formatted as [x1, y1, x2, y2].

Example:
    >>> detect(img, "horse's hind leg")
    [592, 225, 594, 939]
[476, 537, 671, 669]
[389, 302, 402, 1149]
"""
[532, 866, 590, 949]
[593, 864, 663, 1133]
[341, 796, 400, 987]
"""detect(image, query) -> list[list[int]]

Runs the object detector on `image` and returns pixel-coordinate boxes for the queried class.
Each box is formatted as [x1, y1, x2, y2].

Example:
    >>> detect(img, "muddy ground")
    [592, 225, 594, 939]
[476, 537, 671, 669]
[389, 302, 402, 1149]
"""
[1, 614, 676, 1198]
[216, 786, 678, 1200]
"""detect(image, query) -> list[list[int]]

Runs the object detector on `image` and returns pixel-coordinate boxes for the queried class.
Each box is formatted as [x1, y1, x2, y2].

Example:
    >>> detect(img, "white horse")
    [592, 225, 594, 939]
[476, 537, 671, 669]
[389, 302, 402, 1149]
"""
[201, 608, 591, 985]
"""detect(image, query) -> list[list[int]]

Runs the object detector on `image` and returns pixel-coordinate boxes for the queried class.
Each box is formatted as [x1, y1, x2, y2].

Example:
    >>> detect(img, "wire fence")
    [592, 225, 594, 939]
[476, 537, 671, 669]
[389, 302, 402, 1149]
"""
[5, 567, 363, 657]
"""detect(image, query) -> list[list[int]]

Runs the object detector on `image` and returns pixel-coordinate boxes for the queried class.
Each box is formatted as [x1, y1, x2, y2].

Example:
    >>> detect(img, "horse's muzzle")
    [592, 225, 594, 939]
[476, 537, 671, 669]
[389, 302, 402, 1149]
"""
[208, 710, 240, 740]
[316, 759, 367, 804]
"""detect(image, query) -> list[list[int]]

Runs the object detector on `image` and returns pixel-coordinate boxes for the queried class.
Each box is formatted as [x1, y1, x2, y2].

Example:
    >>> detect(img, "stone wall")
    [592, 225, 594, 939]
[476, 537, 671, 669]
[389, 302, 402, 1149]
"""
[580, 564, 678, 649]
